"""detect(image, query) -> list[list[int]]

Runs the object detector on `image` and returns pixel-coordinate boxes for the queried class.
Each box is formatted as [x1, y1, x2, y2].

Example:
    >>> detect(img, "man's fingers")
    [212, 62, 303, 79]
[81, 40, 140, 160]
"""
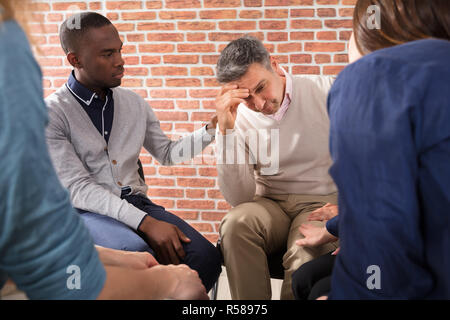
[176, 228, 191, 243]
[172, 236, 186, 261]
[166, 244, 180, 265]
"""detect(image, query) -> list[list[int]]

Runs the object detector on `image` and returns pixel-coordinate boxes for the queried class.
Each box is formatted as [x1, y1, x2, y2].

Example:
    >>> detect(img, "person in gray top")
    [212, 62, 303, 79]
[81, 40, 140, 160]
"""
[45, 12, 221, 291]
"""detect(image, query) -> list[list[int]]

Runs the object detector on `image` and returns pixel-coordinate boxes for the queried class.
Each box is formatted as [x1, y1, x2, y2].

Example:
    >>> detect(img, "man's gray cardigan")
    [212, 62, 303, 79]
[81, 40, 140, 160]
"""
[45, 85, 215, 230]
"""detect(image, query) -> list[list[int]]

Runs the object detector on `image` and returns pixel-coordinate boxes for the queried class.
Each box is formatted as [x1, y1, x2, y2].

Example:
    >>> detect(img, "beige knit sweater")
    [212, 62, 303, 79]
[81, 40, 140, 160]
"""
[216, 75, 337, 207]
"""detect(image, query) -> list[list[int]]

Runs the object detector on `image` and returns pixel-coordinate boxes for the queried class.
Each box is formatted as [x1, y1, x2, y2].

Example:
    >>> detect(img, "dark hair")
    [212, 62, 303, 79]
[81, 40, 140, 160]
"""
[353, 0, 450, 55]
[59, 12, 112, 54]
[216, 35, 272, 83]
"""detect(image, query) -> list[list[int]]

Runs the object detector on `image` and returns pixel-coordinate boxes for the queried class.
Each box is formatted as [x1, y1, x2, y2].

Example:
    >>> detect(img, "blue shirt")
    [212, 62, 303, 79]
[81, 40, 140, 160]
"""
[0, 20, 106, 299]
[327, 39, 450, 299]
[66, 71, 114, 144]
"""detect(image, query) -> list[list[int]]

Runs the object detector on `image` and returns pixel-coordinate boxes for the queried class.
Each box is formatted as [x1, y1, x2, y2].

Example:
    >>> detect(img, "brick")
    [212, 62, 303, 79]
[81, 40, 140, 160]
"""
[191, 112, 216, 122]
[189, 89, 220, 98]
[147, 100, 174, 109]
[178, 44, 216, 53]
[218, 21, 256, 30]
[292, 65, 320, 74]
[324, 20, 353, 29]
[291, 20, 322, 29]
[147, 188, 184, 198]
[147, 33, 184, 42]
[139, 44, 175, 53]
[166, 78, 202, 87]
[176, 100, 200, 109]
[290, 54, 312, 63]
[106, 1, 142, 10]
[159, 167, 197, 176]
[265, 9, 288, 19]
[259, 21, 286, 30]
[200, 10, 237, 19]
[142, 56, 161, 64]
[52, 2, 87, 10]
[304, 42, 346, 52]
[323, 65, 345, 75]
[209, 32, 244, 42]
[177, 178, 216, 188]
[317, 8, 336, 17]
[191, 67, 214, 76]
[177, 200, 215, 210]
[315, 54, 331, 64]
[291, 9, 315, 17]
[146, 178, 175, 186]
[137, 22, 175, 31]
[199, 167, 218, 177]
[163, 55, 199, 64]
[190, 223, 214, 232]
[152, 67, 187, 76]
[150, 89, 187, 98]
[187, 33, 206, 42]
[146, 1, 163, 9]
[159, 11, 197, 20]
[165, 0, 201, 8]
[178, 22, 216, 31]
[201, 211, 226, 220]
[204, 0, 241, 8]
[239, 10, 263, 19]
[171, 210, 199, 220]
[154, 111, 189, 121]
[265, 0, 313, 5]
[186, 189, 206, 198]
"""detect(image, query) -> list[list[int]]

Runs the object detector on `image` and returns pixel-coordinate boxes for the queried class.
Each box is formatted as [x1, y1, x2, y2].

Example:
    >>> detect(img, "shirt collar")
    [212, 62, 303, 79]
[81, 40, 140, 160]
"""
[267, 67, 292, 121]
[66, 71, 109, 106]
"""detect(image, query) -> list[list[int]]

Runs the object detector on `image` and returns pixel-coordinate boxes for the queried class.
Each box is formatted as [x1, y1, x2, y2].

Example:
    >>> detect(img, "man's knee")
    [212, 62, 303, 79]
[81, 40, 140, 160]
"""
[219, 202, 261, 241]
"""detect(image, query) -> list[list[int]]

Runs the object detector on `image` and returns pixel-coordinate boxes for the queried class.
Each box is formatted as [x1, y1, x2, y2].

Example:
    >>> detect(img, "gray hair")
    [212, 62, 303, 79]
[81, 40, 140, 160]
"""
[216, 35, 272, 83]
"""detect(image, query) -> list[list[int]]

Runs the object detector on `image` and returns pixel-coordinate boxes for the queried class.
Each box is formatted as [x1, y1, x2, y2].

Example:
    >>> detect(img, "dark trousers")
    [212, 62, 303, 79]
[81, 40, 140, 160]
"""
[77, 194, 222, 291]
[292, 252, 336, 300]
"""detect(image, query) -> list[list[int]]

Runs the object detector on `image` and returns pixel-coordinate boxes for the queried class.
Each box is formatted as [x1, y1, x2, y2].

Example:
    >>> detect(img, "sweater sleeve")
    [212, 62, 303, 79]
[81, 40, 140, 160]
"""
[325, 216, 339, 237]
[0, 21, 105, 299]
[142, 98, 215, 166]
[216, 129, 257, 207]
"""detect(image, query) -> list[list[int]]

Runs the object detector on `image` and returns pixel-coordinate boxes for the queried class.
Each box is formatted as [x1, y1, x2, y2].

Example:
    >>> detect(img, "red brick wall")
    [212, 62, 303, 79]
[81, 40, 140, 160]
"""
[31, 0, 356, 243]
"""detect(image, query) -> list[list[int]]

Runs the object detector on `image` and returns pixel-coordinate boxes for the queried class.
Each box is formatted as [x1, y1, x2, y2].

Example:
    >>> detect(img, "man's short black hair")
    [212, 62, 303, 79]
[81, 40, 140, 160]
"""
[59, 12, 112, 54]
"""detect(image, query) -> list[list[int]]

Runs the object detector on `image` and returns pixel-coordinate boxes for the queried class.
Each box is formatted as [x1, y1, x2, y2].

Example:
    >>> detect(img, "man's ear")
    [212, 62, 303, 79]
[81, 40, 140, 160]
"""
[270, 57, 283, 76]
[67, 52, 82, 69]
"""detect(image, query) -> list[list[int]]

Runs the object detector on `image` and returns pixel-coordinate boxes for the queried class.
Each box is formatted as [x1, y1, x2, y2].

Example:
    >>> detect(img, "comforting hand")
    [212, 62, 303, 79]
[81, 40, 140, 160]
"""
[307, 203, 338, 222]
[164, 264, 209, 300]
[96, 246, 158, 269]
[138, 216, 191, 265]
[215, 84, 249, 135]
[295, 223, 337, 247]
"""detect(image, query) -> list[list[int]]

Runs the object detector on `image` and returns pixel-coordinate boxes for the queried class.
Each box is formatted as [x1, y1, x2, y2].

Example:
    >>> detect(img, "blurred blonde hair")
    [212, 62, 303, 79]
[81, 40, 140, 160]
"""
[0, 0, 32, 39]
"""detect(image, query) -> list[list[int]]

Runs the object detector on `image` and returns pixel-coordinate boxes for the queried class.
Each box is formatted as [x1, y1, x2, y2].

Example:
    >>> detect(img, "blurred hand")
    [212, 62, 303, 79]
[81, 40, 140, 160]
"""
[308, 203, 338, 222]
[96, 246, 158, 269]
[164, 264, 209, 300]
[296, 223, 337, 247]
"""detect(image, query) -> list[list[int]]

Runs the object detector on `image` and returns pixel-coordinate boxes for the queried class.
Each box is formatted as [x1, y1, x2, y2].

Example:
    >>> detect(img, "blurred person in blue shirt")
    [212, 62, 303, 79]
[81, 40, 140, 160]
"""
[293, 0, 450, 299]
[0, 0, 208, 300]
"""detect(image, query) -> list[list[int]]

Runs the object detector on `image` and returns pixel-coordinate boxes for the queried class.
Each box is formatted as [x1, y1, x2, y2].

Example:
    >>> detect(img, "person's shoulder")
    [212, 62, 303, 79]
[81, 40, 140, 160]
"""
[292, 74, 335, 88]
[45, 85, 73, 110]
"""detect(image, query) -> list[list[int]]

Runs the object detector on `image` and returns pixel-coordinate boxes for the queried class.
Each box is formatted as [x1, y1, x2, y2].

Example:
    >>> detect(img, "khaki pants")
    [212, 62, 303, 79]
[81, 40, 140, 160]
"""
[219, 193, 339, 300]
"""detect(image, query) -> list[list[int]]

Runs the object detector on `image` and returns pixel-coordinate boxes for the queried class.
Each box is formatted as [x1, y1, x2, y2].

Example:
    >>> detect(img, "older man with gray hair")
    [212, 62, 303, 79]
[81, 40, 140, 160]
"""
[214, 35, 339, 300]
